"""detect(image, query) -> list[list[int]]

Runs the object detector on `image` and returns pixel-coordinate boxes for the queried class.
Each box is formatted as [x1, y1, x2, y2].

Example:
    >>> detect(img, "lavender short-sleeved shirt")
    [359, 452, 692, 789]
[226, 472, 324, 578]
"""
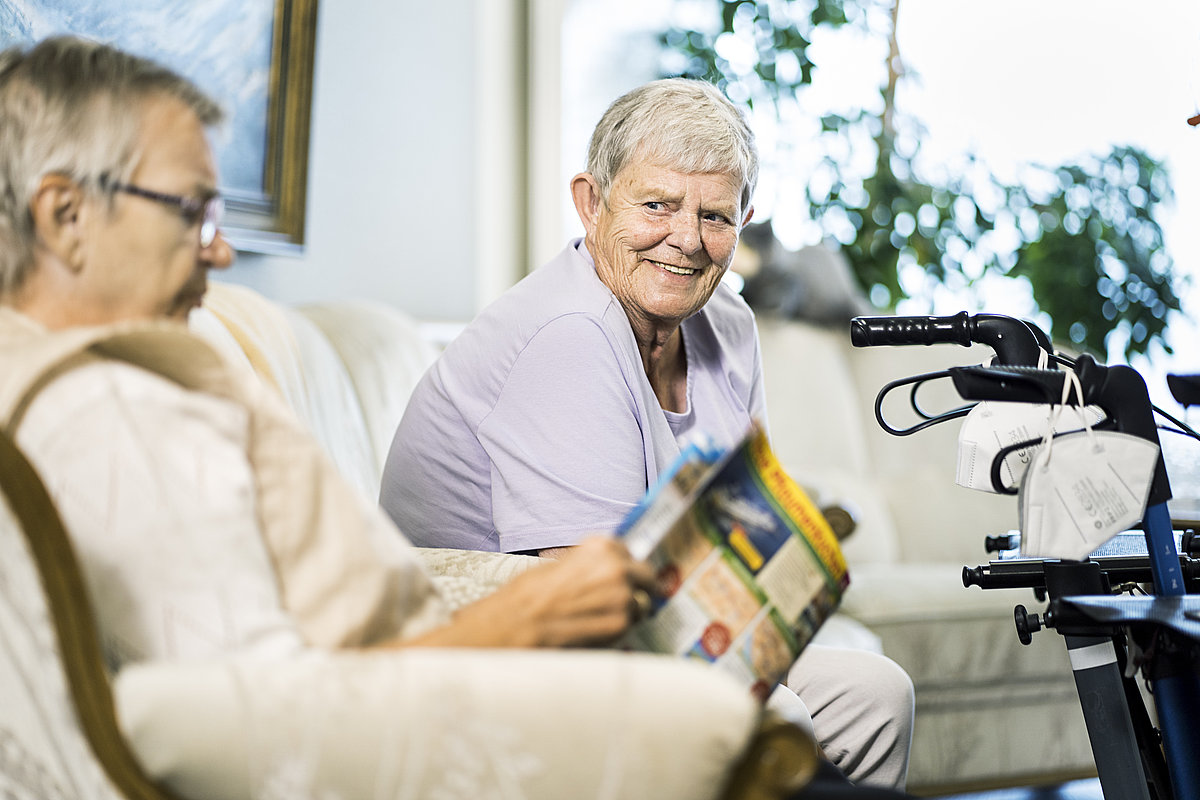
[380, 239, 767, 553]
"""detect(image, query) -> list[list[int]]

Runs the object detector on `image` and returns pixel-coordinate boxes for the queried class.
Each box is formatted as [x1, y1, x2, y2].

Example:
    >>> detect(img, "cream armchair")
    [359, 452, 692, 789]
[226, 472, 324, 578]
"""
[0, 424, 176, 800]
[0, 287, 822, 800]
[0, 419, 821, 800]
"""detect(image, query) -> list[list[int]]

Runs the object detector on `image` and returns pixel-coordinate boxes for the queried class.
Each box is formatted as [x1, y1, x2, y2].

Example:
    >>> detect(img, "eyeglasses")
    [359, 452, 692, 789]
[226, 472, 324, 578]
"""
[103, 179, 224, 248]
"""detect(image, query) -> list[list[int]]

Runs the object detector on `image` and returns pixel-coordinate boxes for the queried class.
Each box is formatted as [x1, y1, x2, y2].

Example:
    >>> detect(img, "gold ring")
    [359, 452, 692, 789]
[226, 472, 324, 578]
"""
[631, 589, 653, 622]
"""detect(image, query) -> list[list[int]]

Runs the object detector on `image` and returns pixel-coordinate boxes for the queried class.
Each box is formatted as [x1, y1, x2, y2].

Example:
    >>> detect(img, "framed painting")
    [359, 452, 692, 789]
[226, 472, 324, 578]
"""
[0, 0, 318, 255]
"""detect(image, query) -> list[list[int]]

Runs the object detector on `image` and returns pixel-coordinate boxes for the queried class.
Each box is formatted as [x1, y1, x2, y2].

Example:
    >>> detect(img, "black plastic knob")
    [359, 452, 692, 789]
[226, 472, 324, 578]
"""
[1182, 528, 1198, 559]
[962, 566, 981, 588]
[1014, 604, 1042, 645]
[985, 534, 1018, 554]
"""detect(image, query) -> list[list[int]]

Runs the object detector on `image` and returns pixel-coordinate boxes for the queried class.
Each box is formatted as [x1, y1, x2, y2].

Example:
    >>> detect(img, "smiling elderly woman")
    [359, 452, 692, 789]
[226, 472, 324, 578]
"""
[383, 79, 762, 554]
[381, 78, 914, 789]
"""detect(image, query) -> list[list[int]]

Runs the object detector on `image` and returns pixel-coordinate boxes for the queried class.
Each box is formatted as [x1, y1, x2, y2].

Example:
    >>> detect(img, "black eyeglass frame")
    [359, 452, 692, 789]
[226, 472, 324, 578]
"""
[100, 178, 224, 248]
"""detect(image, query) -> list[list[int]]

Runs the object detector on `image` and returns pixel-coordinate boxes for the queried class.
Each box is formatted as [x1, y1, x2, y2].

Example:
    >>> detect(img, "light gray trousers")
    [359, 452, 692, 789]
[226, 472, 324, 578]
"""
[768, 644, 915, 790]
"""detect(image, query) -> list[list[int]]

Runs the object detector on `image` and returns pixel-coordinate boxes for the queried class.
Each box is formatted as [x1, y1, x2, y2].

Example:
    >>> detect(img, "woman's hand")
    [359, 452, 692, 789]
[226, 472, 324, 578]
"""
[397, 537, 658, 650]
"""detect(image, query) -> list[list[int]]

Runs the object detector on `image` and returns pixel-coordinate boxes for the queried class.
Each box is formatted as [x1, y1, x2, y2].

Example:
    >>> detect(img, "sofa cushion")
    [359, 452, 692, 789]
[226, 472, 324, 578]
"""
[757, 318, 872, 477]
[412, 546, 543, 610]
[757, 319, 901, 565]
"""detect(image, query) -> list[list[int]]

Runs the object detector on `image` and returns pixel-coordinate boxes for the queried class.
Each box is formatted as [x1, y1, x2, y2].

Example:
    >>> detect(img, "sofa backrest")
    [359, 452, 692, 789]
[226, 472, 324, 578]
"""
[194, 282, 1018, 568]
[758, 317, 1017, 567]
[191, 282, 437, 500]
[757, 318, 900, 567]
[297, 302, 438, 484]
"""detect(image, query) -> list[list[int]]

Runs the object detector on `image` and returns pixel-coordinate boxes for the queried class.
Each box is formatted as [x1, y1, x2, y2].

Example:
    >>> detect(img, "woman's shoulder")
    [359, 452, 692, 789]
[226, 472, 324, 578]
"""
[507, 241, 614, 318]
[459, 244, 623, 349]
[437, 244, 634, 385]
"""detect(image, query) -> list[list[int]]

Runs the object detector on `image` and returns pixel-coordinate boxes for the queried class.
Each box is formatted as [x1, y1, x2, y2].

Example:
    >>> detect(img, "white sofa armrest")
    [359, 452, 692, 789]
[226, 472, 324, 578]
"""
[414, 547, 544, 610]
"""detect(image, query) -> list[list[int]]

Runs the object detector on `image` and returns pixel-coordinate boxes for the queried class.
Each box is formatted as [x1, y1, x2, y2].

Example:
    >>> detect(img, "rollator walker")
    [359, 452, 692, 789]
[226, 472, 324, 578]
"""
[851, 312, 1200, 800]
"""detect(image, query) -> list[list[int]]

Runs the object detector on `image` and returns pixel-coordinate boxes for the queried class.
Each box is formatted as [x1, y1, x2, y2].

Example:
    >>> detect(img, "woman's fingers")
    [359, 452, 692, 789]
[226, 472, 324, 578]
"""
[536, 537, 661, 645]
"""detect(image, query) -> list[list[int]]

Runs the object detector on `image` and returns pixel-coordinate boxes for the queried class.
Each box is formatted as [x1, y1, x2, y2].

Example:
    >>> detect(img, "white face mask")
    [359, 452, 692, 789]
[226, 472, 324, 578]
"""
[955, 351, 1103, 494]
[956, 402, 1105, 493]
[1016, 371, 1159, 560]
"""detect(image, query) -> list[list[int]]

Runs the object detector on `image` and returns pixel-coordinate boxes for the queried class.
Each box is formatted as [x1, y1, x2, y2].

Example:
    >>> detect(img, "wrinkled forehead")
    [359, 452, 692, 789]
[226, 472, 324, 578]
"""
[616, 157, 744, 204]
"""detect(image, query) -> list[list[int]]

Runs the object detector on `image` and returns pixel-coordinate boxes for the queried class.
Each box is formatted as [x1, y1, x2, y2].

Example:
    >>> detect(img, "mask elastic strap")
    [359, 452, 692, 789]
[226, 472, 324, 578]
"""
[1040, 367, 1090, 465]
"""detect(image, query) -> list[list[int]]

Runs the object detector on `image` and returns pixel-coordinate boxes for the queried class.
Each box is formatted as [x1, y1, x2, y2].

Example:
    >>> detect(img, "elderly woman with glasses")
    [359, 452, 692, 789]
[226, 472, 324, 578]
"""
[382, 78, 915, 789]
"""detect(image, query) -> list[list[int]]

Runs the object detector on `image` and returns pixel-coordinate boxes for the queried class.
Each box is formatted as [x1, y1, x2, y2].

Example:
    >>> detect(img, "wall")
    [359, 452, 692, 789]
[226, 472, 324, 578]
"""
[220, 0, 526, 323]
[533, 0, 670, 264]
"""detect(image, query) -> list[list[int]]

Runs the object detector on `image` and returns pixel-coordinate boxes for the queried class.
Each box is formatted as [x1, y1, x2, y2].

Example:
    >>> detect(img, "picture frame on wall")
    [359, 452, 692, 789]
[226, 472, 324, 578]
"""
[0, 0, 318, 255]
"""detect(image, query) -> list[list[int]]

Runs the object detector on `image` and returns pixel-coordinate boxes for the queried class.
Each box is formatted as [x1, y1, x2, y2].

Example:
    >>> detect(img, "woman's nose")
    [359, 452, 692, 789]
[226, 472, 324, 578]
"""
[666, 213, 702, 255]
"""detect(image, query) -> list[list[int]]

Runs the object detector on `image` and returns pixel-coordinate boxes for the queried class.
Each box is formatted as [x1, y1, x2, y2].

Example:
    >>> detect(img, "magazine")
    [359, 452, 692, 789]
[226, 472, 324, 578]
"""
[618, 422, 850, 703]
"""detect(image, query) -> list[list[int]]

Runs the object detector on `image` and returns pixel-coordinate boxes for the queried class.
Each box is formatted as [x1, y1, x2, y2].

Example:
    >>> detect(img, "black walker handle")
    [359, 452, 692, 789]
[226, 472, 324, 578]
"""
[850, 312, 1045, 366]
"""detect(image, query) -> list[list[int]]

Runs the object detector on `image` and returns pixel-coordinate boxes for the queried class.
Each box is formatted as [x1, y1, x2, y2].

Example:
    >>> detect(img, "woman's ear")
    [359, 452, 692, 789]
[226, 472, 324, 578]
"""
[30, 174, 86, 272]
[570, 172, 602, 234]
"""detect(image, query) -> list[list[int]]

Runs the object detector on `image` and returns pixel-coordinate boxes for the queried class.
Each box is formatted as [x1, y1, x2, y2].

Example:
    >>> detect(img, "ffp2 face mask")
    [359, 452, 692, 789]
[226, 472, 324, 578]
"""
[1017, 428, 1159, 560]
[956, 401, 1104, 493]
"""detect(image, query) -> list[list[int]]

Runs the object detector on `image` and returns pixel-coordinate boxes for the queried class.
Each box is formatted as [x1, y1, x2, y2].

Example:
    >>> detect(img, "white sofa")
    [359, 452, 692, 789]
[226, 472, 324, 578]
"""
[188, 282, 1099, 794]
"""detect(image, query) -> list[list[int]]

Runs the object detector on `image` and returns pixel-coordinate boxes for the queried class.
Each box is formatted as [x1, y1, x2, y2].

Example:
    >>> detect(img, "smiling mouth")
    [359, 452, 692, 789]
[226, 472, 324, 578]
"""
[648, 259, 698, 276]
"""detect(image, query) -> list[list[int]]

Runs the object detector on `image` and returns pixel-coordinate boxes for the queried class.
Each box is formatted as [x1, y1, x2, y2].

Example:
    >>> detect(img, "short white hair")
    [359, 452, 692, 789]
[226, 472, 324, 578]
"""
[0, 36, 223, 296]
[586, 78, 758, 215]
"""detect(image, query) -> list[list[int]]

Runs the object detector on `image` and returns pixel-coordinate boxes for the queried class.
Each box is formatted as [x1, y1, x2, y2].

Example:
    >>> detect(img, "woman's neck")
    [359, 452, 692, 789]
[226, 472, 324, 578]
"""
[633, 320, 688, 413]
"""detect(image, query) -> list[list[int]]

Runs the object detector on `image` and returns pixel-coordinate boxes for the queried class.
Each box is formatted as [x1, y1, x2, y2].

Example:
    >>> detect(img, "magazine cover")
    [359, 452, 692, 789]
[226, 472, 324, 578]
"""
[618, 423, 850, 702]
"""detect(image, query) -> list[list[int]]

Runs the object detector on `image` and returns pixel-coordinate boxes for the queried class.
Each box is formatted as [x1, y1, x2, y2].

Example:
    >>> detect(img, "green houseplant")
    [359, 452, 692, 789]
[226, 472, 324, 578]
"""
[659, 0, 1185, 359]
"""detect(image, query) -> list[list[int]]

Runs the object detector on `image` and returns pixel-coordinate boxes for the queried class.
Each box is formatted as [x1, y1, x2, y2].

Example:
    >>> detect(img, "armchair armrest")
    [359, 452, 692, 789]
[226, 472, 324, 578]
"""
[114, 649, 768, 800]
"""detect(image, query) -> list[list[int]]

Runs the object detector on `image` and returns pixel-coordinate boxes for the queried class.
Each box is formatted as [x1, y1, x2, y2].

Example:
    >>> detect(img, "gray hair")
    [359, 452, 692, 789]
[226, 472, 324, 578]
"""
[0, 36, 223, 296]
[586, 78, 758, 215]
